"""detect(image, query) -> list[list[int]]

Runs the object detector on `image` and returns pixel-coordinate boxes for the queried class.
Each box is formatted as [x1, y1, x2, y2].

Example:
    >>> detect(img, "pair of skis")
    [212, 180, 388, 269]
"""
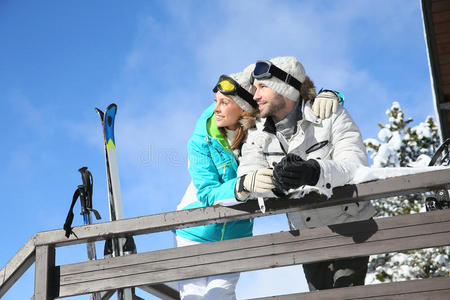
[96, 104, 137, 300]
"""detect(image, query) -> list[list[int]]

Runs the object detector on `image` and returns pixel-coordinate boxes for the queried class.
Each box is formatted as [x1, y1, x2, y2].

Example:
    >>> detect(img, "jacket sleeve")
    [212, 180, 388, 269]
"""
[315, 106, 368, 195]
[237, 129, 270, 177]
[187, 138, 240, 206]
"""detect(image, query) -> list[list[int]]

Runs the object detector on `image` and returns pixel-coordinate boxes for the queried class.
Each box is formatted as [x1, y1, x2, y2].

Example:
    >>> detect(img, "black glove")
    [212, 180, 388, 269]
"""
[273, 153, 321, 191]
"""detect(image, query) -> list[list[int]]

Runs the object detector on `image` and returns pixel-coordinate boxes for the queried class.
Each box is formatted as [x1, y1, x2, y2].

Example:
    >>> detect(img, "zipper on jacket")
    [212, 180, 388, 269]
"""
[220, 222, 227, 240]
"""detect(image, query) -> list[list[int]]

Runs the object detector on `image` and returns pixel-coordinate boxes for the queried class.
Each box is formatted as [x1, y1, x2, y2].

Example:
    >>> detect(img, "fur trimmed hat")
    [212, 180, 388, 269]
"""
[252, 56, 306, 102]
[226, 63, 256, 113]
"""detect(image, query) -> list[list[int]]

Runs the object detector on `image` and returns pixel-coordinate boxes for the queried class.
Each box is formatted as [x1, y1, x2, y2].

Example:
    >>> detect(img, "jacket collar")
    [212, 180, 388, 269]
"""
[302, 100, 321, 125]
[262, 100, 321, 134]
[195, 103, 231, 150]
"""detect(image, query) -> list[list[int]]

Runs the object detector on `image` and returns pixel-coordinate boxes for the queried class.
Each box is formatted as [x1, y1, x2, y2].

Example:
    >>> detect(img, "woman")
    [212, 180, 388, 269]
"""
[174, 65, 339, 299]
[174, 67, 260, 300]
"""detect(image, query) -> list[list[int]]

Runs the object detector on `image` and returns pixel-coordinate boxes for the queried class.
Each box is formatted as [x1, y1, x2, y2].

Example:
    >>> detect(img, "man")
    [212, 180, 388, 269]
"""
[235, 56, 376, 290]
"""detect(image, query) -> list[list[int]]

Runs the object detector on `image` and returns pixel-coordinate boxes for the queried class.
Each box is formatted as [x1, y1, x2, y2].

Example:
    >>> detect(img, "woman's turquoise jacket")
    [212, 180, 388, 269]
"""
[174, 104, 253, 242]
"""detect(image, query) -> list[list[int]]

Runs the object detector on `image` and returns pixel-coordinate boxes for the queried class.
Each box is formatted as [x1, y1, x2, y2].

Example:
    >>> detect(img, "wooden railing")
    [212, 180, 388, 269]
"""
[1, 168, 450, 299]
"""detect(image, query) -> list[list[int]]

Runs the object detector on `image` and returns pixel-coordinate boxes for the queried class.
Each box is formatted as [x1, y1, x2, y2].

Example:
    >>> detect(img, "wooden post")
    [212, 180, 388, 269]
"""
[34, 245, 56, 300]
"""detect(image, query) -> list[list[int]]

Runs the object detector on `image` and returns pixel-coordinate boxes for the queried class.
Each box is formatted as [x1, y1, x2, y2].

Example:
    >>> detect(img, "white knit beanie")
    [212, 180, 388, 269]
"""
[253, 56, 306, 102]
[227, 63, 256, 113]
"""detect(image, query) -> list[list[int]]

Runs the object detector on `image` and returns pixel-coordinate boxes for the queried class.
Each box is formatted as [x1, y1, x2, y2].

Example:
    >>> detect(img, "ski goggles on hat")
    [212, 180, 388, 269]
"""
[252, 59, 303, 91]
[213, 75, 258, 108]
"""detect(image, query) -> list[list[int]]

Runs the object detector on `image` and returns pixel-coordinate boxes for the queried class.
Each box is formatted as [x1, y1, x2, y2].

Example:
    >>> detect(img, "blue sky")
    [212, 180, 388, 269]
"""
[0, 0, 435, 299]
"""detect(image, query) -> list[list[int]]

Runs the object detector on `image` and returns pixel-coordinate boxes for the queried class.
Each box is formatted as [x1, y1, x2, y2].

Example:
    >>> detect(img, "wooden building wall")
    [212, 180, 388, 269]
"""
[423, 0, 450, 140]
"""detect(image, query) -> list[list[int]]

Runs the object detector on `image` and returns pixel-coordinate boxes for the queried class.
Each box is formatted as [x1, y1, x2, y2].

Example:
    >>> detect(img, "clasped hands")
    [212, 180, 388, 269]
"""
[236, 153, 321, 200]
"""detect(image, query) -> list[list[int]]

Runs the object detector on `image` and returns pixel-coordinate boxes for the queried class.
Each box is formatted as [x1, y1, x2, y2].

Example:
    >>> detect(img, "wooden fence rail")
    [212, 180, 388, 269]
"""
[1, 168, 450, 299]
[57, 209, 450, 297]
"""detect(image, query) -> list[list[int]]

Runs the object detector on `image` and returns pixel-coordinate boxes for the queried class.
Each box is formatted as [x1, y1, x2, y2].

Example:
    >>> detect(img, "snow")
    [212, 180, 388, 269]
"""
[378, 128, 392, 142]
[286, 166, 449, 200]
[373, 144, 397, 167]
[413, 120, 433, 139]
[390, 132, 402, 150]
[351, 166, 450, 184]
[408, 154, 432, 168]
[391, 101, 401, 109]
[435, 254, 447, 265]
[365, 138, 380, 148]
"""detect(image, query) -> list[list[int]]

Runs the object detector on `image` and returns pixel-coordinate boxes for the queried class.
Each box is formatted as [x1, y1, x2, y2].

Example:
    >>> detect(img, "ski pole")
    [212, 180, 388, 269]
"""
[63, 167, 102, 300]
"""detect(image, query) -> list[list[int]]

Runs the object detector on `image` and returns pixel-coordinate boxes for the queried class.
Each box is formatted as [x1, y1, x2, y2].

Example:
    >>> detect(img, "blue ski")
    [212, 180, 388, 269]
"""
[96, 104, 136, 300]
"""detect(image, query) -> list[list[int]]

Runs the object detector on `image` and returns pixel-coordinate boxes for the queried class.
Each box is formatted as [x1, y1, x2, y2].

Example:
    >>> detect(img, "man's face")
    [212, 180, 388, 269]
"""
[253, 82, 286, 119]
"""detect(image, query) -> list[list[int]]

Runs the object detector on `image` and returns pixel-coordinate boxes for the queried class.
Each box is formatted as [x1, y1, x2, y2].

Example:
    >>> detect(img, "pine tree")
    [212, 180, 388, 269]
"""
[364, 101, 449, 283]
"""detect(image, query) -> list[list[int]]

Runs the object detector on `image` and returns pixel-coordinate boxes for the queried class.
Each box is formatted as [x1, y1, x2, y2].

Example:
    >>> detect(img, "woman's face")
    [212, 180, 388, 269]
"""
[214, 91, 244, 130]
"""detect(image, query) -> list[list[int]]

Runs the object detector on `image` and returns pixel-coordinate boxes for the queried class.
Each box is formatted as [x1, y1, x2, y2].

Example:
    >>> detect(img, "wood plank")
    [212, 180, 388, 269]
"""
[57, 231, 450, 297]
[57, 210, 450, 275]
[58, 222, 450, 286]
[443, 83, 450, 94]
[433, 20, 450, 35]
[435, 52, 450, 65]
[432, 0, 450, 13]
[56, 210, 450, 297]
[439, 61, 450, 74]
[432, 9, 450, 23]
[34, 169, 450, 248]
[437, 41, 450, 56]
[435, 32, 450, 45]
[249, 276, 450, 299]
[34, 246, 55, 300]
[441, 73, 450, 84]
[438, 101, 450, 110]
[0, 236, 36, 298]
[58, 226, 450, 286]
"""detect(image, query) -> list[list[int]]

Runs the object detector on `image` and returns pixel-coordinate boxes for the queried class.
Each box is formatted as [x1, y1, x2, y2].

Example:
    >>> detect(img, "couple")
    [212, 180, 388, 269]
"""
[174, 56, 375, 299]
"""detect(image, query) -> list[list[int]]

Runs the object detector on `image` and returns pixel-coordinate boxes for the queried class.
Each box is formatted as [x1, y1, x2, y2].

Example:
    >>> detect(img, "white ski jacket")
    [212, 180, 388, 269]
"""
[237, 100, 376, 229]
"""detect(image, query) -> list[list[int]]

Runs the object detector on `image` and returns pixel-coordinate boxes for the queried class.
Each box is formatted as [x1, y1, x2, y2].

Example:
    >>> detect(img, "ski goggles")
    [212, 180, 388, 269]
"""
[252, 60, 303, 91]
[213, 75, 258, 108]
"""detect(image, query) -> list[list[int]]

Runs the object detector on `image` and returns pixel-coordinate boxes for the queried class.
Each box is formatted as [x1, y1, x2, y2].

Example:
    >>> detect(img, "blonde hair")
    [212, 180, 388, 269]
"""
[219, 111, 257, 150]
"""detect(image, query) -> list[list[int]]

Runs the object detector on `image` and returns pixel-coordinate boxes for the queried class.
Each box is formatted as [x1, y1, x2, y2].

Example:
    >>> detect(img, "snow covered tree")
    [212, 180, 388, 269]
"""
[364, 101, 449, 283]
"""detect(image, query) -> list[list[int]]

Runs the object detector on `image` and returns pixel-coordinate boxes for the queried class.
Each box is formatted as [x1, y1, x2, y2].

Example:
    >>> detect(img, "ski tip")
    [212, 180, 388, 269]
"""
[95, 108, 104, 120]
[106, 103, 117, 111]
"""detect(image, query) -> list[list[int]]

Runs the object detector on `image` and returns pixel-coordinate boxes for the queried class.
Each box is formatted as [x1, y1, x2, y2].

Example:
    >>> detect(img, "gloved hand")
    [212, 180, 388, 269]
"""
[312, 90, 342, 119]
[235, 168, 275, 201]
[273, 153, 321, 191]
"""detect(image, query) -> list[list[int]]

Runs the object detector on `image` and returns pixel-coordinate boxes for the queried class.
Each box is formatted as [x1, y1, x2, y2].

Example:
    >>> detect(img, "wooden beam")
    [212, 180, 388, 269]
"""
[34, 168, 450, 248]
[249, 276, 450, 299]
[55, 210, 450, 297]
[34, 245, 56, 300]
[0, 236, 36, 298]
[432, 0, 450, 13]
[439, 101, 450, 110]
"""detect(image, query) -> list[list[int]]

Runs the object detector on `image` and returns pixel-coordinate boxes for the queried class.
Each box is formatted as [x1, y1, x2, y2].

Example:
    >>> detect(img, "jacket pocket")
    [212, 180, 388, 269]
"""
[216, 159, 231, 173]
[305, 140, 333, 160]
[263, 152, 285, 167]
